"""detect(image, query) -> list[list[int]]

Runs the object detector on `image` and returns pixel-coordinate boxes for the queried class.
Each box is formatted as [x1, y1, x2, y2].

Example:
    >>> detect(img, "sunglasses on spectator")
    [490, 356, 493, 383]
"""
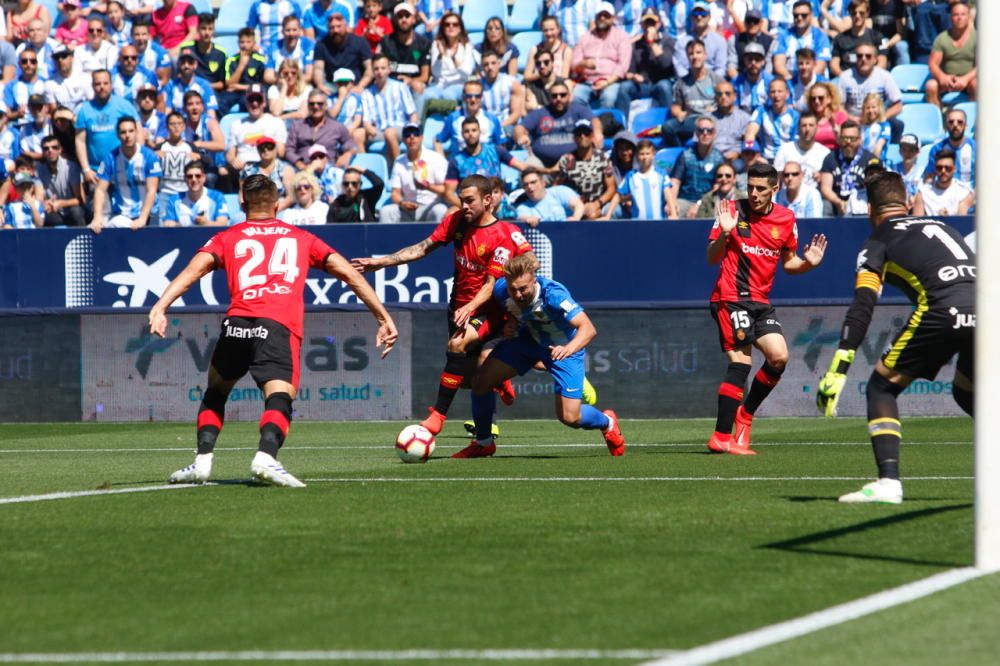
[716, 173, 735, 180]
[691, 10, 708, 17]
[537, 58, 552, 65]
[310, 153, 328, 159]
[856, 53, 876, 60]
[463, 93, 482, 99]
[402, 130, 422, 138]
[185, 172, 205, 179]
[809, 95, 827, 101]
[258, 143, 276, 150]
[342, 180, 361, 187]
[308, 101, 325, 107]
[793, 12, 810, 19]
[43, 144, 60, 151]
[550, 92, 569, 98]
[443, 21, 460, 27]
[946, 119, 966, 126]
[296, 184, 313, 190]
[89, 28, 104, 34]
[20, 57, 37, 64]
[695, 127, 715, 134]
[120, 55, 138, 61]
[782, 171, 802, 178]
[936, 164, 955, 172]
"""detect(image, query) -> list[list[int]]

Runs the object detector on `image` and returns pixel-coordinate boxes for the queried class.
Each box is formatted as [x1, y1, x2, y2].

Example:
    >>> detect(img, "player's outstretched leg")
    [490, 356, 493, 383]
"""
[250, 390, 306, 488]
[708, 361, 752, 455]
[555, 398, 625, 456]
[170, 375, 232, 484]
[457, 354, 521, 458]
[840, 371, 904, 504]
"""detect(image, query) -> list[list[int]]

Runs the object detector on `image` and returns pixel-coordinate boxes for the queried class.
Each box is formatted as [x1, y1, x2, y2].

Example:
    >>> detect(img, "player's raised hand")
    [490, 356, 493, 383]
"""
[715, 198, 738, 234]
[803, 233, 828, 266]
[376, 319, 398, 359]
[149, 308, 168, 338]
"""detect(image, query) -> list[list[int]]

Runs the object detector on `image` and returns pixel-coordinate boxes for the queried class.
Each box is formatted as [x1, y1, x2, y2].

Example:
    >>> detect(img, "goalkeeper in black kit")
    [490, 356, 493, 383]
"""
[815, 170, 975, 504]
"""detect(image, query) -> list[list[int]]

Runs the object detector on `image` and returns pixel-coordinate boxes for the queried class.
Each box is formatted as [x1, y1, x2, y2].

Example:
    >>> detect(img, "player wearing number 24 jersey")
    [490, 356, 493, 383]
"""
[706, 162, 827, 456]
[150, 176, 397, 488]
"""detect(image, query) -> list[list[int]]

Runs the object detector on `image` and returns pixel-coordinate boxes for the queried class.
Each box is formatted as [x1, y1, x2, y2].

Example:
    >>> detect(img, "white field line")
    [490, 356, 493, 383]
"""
[0, 442, 972, 454]
[0, 649, 677, 663]
[0, 484, 199, 505]
[638, 567, 987, 666]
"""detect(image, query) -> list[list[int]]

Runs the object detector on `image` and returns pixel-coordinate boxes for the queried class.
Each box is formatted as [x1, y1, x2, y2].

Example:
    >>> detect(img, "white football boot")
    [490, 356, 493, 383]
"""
[169, 453, 213, 484]
[839, 478, 903, 504]
[250, 452, 306, 488]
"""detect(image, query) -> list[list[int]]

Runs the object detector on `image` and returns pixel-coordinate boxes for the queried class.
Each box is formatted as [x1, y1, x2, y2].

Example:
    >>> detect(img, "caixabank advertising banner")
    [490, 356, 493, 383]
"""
[81, 312, 411, 421]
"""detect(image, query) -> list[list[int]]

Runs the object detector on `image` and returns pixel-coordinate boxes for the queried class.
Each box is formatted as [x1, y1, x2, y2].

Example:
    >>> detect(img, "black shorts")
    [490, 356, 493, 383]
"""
[210, 316, 301, 388]
[883, 307, 975, 381]
[710, 301, 784, 352]
[447, 302, 505, 341]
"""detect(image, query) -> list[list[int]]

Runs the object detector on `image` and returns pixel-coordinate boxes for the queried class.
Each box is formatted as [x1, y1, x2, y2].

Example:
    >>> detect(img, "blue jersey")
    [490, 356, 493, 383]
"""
[361, 79, 417, 131]
[620, 168, 670, 220]
[316, 164, 344, 203]
[764, 1, 821, 32]
[75, 95, 140, 167]
[752, 105, 799, 160]
[248, 0, 302, 50]
[494, 275, 584, 348]
[98, 145, 164, 217]
[112, 66, 158, 104]
[162, 76, 219, 114]
[860, 120, 891, 161]
[162, 189, 231, 226]
[446, 144, 514, 182]
[138, 41, 172, 74]
[4, 200, 41, 228]
[3, 79, 47, 126]
[553, 0, 601, 47]
[923, 136, 976, 188]
[437, 109, 504, 151]
[335, 91, 363, 126]
[303, 1, 354, 40]
[515, 190, 567, 222]
[266, 36, 316, 72]
[659, 0, 688, 39]
[776, 25, 832, 62]
[733, 71, 774, 114]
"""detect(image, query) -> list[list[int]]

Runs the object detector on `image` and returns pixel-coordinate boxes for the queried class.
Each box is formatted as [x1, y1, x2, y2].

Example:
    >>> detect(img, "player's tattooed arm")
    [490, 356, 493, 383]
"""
[351, 237, 442, 272]
[148, 252, 217, 337]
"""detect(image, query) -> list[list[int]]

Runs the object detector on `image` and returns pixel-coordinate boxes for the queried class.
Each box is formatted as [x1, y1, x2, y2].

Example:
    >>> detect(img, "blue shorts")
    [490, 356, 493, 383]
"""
[490, 334, 586, 399]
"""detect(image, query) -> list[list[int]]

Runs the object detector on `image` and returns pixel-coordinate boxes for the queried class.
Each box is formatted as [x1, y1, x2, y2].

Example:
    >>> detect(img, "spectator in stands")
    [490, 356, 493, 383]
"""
[619, 138, 674, 220]
[380, 121, 449, 223]
[288, 89, 358, 170]
[5, 48, 45, 128]
[327, 165, 384, 222]
[77, 18, 118, 74]
[774, 111, 830, 189]
[51, 105, 77, 162]
[241, 136, 296, 209]
[55, 1, 87, 49]
[909, 0, 952, 63]
[515, 79, 601, 168]
[745, 77, 798, 161]
[156, 111, 194, 213]
[480, 49, 525, 137]
[2, 173, 44, 229]
[425, 11, 477, 103]
[524, 48, 564, 112]
[819, 120, 877, 215]
[925, 0, 976, 108]
[689, 161, 744, 219]
[161, 159, 230, 226]
[76, 70, 138, 188]
[20, 96, 51, 161]
[314, 11, 373, 95]
[180, 90, 225, 171]
[151, 0, 197, 58]
[835, 42, 903, 141]
[859, 92, 891, 161]
[105, 2, 132, 48]
[889, 132, 923, 200]
[525, 15, 573, 82]
[137, 83, 167, 147]
[912, 148, 974, 216]
[300, 144, 343, 203]
[789, 47, 824, 111]
[224, 84, 288, 188]
[443, 83, 500, 144]
[379, 3, 430, 110]
[112, 45, 157, 104]
[676, 1, 727, 78]
[280, 171, 329, 225]
[181, 13, 229, 98]
[774, 1, 832, 78]
[329, 69, 364, 146]
[871, 0, 910, 67]
[303, 0, 352, 41]
[361, 54, 418, 167]
[264, 15, 315, 86]
[549, 0, 600, 48]
[131, 20, 172, 87]
[221, 30, 267, 113]
[164, 46, 220, 116]
[477, 16, 519, 76]
[417, 0, 456, 38]
[0, 156, 44, 205]
[775, 159, 823, 217]
[7, 0, 53, 45]
[445, 116, 526, 200]
[46, 47, 91, 114]
[569, 2, 630, 110]
[268, 59, 313, 120]
[89, 117, 161, 232]
[808, 81, 847, 150]
[247, 0, 301, 52]
[670, 115, 725, 217]
[709, 81, 752, 165]
[819, 0, 851, 35]
[37, 135, 86, 227]
[662, 39, 724, 148]
[0, 114, 18, 165]
[609, 131, 636, 185]
[554, 119, 617, 220]
[356, 0, 392, 55]
[830, 1, 886, 76]
[17, 20, 58, 81]
[615, 7, 676, 116]
[922, 107, 974, 186]
[733, 42, 773, 113]
[514, 166, 584, 225]
[726, 8, 772, 80]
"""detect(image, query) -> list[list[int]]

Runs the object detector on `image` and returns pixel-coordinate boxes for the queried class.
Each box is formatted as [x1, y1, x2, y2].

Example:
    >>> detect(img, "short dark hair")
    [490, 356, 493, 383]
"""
[242, 174, 279, 210]
[459, 174, 492, 196]
[865, 170, 907, 212]
[116, 116, 137, 132]
[281, 14, 300, 28]
[636, 139, 655, 152]
[793, 0, 812, 10]
[461, 115, 479, 129]
[747, 162, 779, 186]
[521, 167, 544, 182]
[238, 27, 255, 39]
[935, 148, 957, 164]
[840, 119, 861, 134]
[480, 48, 501, 61]
[197, 12, 215, 26]
[372, 53, 391, 66]
[796, 47, 816, 61]
[185, 159, 207, 173]
[798, 111, 818, 124]
[166, 111, 185, 124]
[686, 38, 705, 53]
[182, 90, 204, 105]
[42, 134, 60, 147]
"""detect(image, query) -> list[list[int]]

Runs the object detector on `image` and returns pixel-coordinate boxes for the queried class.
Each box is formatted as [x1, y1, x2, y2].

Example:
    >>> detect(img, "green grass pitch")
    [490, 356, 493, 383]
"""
[1, 417, 997, 665]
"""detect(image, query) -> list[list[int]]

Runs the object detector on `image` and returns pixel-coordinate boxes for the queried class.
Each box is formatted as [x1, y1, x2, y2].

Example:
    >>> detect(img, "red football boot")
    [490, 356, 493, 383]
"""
[707, 431, 756, 455]
[419, 407, 446, 435]
[733, 406, 753, 449]
[602, 410, 625, 456]
[495, 379, 516, 406]
[451, 440, 497, 458]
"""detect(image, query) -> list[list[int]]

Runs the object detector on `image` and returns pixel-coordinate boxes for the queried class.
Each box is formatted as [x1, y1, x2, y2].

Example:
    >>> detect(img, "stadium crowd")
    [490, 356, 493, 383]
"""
[0, 0, 977, 228]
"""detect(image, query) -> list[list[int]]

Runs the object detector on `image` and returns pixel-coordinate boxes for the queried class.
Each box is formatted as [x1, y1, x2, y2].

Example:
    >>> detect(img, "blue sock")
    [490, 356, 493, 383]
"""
[577, 405, 609, 430]
[470, 391, 496, 441]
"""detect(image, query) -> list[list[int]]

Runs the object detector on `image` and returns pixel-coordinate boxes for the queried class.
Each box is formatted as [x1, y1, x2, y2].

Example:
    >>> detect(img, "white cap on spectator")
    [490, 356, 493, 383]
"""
[743, 42, 766, 58]
[333, 68, 355, 83]
[899, 134, 920, 149]
[308, 144, 328, 158]
[394, 2, 416, 15]
[596, 1, 616, 16]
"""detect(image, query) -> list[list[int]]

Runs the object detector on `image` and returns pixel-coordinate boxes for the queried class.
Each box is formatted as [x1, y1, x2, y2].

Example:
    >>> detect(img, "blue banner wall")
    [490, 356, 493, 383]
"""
[0, 217, 974, 312]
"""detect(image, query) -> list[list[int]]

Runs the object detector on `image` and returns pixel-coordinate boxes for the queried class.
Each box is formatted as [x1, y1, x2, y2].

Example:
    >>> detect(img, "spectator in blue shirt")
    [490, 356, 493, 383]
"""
[745, 77, 800, 161]
[2, 173, 44, 229]
[514, 167, 584, 226]
[445, 116, 526, 206]
[89, 117, 163, 232]
[131, 20, 173, 87]
[775, 160, 823, 217]
[733, 42, 774, 113]
[670, 114, 726, 217]
[111, 44, 157, 104]
[161, 159, 231, 226]
[773, 0, 831, 79]
[922, 107, 975, 188]
[302, 0, 354, 41]
[75, 70, 140, 188]
[247, 0, 302, 52]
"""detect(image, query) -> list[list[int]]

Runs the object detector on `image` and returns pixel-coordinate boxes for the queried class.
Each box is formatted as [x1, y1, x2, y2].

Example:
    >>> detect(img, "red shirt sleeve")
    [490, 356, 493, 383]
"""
[508, 225, 533, 256]
[198, 229, 229, 268]
[309, 235, 337, 269]
[429, 210, 461, 244]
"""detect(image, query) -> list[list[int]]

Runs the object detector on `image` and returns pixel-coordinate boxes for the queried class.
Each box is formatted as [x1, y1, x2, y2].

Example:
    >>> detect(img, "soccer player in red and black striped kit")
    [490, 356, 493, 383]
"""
[706, 162, 828, 454]
[352, 174, 534, 456]
[150, 176, 398, 487]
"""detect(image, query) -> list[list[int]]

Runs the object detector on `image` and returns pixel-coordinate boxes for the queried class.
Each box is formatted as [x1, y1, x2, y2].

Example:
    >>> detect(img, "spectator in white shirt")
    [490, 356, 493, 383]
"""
[380, 122, 449, 223]
[912, 149, 975, 217]
[77, 18, 119, 74]
[223, 83, 287, 188]
[280, 171, 330, 225]
[775, 160, 823, 217]
[774, 111, 830, 189]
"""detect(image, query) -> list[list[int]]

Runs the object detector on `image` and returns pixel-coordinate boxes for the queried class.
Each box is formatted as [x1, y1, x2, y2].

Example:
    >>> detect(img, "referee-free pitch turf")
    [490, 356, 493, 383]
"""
[1, 417, 997, 665]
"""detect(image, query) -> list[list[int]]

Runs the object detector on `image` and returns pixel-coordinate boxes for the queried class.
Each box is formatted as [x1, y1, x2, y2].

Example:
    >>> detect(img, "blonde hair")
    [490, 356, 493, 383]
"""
[292, 171, 320, 203]
[861, 92, 886, 123]
[503, 252, 540, 280]
[278, 59, 306, 97]
[808, 81, 843, 115]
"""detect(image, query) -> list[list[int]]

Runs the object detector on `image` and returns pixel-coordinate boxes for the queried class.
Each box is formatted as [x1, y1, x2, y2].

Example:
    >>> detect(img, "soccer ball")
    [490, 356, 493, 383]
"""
[395, 425, 436, 463]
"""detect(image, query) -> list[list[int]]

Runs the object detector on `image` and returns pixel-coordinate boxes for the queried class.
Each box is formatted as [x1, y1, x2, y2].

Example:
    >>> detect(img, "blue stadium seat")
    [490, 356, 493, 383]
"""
[462, 0, 506, 32]
[218, 112, 249, 142]
[511, 31, 542, 73]
[501, 163, 520, 192]
[654, 147, 684, 174]
[508, 0, 542, 32]
[225, 194, 246, 224]
[629, 107, 669, 147]
[351, 153, 391, 208]
[423, 115, 447, 151]
[891, 64, 929, 105]
[884, 143, 902, 167]
[941, 91, 969, 106]
[897, 103, 945, 146]
[953, 101, 976, 135]
[467, 32, 484, 48]
[189, 0, 211, 13]
[215, 34, 240, 58]
[217, 3, 250, 36]
[593, 108, 625, 150]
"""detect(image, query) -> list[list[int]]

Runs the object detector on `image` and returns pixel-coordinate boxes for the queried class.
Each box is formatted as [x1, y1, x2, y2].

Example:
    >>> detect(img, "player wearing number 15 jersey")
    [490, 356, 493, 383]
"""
[817, 170, 974, 504]
[149, 176, 398, 487]
[706, 162, 827, 455]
